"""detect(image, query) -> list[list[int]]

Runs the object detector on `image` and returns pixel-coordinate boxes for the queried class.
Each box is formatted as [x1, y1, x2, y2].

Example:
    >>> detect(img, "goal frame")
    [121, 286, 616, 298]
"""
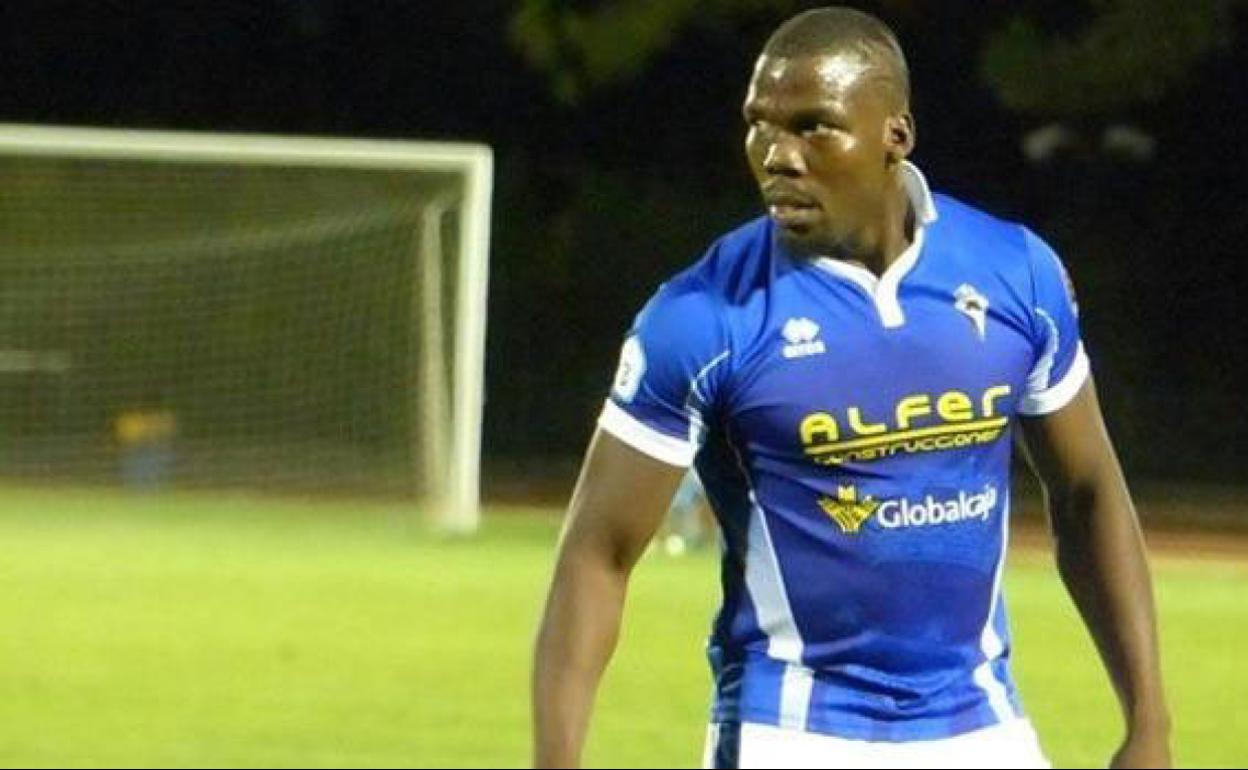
[0, 123, 493, 532]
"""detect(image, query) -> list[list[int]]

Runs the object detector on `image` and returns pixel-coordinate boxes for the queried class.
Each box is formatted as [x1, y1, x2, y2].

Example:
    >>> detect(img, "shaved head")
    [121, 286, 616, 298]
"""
[742, 6, 918, 260]
[762, 7, 910, 109]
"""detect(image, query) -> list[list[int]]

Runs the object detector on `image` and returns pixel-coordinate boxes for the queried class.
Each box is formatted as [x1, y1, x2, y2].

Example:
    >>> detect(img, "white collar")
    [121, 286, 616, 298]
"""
[900, 160, 938, 226]
[812, 161, 937, 328]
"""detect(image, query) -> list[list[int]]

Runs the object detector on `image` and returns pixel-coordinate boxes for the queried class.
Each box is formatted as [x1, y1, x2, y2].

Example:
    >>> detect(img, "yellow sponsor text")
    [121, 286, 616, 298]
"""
[800, 386, 1011, 464]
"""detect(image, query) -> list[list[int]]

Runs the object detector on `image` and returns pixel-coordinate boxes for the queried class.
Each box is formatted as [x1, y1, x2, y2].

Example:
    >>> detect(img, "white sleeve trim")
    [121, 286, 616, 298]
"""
[598, 400, 695, 467]
[1018, 343, 1090, 415]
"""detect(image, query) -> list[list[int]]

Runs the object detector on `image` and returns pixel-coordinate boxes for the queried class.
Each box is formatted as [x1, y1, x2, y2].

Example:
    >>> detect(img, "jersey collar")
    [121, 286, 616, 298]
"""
[813, 161, 937, 329]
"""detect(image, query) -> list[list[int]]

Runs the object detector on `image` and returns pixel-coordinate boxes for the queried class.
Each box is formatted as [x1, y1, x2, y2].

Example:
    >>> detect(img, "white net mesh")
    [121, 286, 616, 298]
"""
[0, 143, 477, 505]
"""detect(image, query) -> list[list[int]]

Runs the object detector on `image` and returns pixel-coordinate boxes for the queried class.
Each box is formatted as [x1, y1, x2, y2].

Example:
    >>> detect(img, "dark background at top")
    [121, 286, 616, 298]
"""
[2, 1, 1245, 482]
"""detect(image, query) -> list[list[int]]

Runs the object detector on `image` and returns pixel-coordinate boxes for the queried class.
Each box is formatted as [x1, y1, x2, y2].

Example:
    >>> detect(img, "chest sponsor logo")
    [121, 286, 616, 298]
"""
[799, 385, 1012, 464]
[819, 483, 997, 534]
[818, 485, 880, 534]
[876, 484, 997, 529]
[781, 317, 826, 359]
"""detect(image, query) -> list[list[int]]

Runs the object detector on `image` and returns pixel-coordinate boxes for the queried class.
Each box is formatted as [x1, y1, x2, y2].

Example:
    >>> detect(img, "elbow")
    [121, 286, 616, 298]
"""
[1044, 461, 1127, 531]
[554, 531, 638, 586]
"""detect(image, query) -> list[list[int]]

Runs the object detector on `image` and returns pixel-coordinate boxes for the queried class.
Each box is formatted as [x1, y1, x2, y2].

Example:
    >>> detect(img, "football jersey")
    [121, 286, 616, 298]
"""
[598, 163, 1088, 742]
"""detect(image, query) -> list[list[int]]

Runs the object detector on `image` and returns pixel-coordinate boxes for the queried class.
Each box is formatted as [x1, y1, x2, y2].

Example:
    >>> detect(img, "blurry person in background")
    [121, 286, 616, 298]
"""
[534, 6, 1168, 768]
[659, 470, 716, 556]
[115, 402, 176, 491]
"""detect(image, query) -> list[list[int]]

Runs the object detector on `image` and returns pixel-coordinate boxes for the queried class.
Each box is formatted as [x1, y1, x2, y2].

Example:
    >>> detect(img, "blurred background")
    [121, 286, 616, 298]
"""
[2, 0, 1245, 491]
[0, 1, 1245, 767]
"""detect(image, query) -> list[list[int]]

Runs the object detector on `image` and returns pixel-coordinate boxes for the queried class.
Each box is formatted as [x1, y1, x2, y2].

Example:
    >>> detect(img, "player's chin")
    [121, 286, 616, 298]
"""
[773, 221, 824, 255]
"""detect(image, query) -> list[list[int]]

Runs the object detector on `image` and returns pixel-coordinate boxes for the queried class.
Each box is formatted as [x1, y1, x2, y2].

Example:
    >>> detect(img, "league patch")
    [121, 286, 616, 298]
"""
[611, 336, 646, 403]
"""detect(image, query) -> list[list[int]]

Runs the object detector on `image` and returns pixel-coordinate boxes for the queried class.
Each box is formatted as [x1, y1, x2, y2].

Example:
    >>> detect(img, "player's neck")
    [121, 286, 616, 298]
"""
[850, 183, 915, 277]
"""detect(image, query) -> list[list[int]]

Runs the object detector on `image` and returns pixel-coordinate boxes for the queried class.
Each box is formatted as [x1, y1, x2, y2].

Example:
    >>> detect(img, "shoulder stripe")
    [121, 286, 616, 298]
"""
[598, 400, 695, 467]
[1018, 343, 1090, 415]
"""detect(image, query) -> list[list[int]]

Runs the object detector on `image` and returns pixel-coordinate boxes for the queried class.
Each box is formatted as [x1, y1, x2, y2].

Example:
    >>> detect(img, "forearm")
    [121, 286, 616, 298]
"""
[1048, 470, 1169, 733]
[532, 551, 630, 768]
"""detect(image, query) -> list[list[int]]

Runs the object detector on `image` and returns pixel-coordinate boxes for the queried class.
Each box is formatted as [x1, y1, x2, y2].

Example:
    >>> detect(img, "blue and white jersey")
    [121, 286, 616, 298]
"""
[598, 163, 1088, 743]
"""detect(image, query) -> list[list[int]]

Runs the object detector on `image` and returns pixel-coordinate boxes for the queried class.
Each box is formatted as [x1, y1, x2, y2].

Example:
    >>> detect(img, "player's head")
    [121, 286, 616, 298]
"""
[743, 7, 914, 257]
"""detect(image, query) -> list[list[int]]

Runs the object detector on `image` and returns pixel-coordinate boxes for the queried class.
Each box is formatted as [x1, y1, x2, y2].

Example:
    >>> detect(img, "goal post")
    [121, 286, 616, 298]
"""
[0, 123, 493, 532]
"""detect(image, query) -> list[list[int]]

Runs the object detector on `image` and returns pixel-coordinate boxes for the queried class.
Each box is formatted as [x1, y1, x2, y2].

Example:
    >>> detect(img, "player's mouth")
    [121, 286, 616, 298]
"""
[764, 190, 821, 230]
[768, 201, 821, 229]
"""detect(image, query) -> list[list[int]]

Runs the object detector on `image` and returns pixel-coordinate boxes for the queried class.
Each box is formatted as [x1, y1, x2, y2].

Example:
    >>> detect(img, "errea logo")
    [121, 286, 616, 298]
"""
[781, 317, 826, 359]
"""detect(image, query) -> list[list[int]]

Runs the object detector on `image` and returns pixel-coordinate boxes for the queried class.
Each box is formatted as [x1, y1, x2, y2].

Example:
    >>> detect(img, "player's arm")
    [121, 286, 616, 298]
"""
[532, 428, 686, 768]
[1018, 379, 1171, 768]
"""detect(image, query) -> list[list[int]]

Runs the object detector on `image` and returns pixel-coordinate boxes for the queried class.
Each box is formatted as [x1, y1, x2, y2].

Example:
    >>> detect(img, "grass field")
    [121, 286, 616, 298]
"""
[0, 485, 1244, 768]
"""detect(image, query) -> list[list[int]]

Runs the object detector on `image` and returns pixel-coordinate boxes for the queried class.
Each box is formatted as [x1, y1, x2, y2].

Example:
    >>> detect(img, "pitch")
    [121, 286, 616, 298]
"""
[0, 485, 1242, 767]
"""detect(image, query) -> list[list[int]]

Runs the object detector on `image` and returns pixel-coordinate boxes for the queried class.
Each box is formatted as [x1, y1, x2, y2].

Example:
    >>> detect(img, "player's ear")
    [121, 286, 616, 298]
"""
[884, 112, 915, 166]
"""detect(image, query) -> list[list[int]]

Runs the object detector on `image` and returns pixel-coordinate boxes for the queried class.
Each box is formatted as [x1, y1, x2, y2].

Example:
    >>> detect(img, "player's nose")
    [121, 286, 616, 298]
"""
[763, 134, 806, 177]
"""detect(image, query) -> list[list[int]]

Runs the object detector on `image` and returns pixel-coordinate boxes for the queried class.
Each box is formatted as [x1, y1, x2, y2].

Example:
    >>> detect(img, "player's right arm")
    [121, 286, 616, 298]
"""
[532, 271, 732, 768]
[531, 430, 686, 768]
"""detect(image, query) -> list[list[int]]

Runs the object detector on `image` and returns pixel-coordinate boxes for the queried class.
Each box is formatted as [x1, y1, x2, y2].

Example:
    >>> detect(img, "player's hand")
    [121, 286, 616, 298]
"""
[1109, 731, 1172, 768]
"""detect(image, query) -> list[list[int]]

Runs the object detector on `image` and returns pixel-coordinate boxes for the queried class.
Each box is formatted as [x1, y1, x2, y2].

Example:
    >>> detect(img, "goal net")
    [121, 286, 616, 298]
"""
[0, 124, 492, 531]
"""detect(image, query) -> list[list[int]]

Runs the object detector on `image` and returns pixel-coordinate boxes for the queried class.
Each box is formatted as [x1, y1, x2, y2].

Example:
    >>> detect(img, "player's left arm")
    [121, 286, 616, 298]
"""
[1019, 380, 1171, 768]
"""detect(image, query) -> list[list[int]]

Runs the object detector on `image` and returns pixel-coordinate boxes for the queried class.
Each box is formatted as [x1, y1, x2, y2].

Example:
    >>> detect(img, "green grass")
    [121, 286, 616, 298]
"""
[0, 485, 1244, 767]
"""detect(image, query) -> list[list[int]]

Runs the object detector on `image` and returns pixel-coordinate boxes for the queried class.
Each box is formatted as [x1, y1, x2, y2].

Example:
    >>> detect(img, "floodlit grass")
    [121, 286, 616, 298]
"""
[0, 485, 1243, 767]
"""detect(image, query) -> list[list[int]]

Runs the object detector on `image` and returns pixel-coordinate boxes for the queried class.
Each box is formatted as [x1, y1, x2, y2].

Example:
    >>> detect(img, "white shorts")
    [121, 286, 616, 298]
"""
[702, 718, 1050, 769]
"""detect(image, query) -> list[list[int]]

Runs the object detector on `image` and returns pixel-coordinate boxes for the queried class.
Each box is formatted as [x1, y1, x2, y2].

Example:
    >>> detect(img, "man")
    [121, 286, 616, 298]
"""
[533, 7, 1170, 768]
[660, 469, 715, 555]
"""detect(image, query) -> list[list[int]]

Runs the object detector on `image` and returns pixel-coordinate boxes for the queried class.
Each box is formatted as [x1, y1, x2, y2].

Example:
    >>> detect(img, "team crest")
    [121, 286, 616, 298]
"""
[818, 485, 880, 534]
[953, 284, 989, 340]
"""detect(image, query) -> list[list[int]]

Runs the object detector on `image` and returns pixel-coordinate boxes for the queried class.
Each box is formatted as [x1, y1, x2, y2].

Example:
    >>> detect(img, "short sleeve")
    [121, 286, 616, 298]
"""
[597, 276, 731, 466]
[1018, 228, 1091, 415]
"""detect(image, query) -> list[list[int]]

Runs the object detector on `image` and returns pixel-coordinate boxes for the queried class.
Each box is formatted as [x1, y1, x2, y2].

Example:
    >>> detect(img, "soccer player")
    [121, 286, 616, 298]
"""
[532, 7, 1170, 768]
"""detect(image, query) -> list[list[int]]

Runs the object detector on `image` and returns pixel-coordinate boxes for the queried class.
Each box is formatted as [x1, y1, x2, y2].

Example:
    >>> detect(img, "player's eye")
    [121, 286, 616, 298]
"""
[797, 120, 836, 138]
[746, 120, 775, 143]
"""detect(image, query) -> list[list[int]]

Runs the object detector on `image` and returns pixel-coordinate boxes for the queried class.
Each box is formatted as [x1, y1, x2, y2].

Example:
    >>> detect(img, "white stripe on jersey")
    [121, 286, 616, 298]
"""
[1019, 342, 1090, 416]
[686, 349, 732, 449]
[745, 489, 813, 730]
[973, 494, 1016, 722]
[598, 400, 695, 467]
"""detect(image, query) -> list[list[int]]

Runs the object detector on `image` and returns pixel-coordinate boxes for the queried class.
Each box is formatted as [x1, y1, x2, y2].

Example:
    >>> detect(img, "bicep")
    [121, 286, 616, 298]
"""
[1018, 377, 1118, 498]
[558, 428, 689, 573]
